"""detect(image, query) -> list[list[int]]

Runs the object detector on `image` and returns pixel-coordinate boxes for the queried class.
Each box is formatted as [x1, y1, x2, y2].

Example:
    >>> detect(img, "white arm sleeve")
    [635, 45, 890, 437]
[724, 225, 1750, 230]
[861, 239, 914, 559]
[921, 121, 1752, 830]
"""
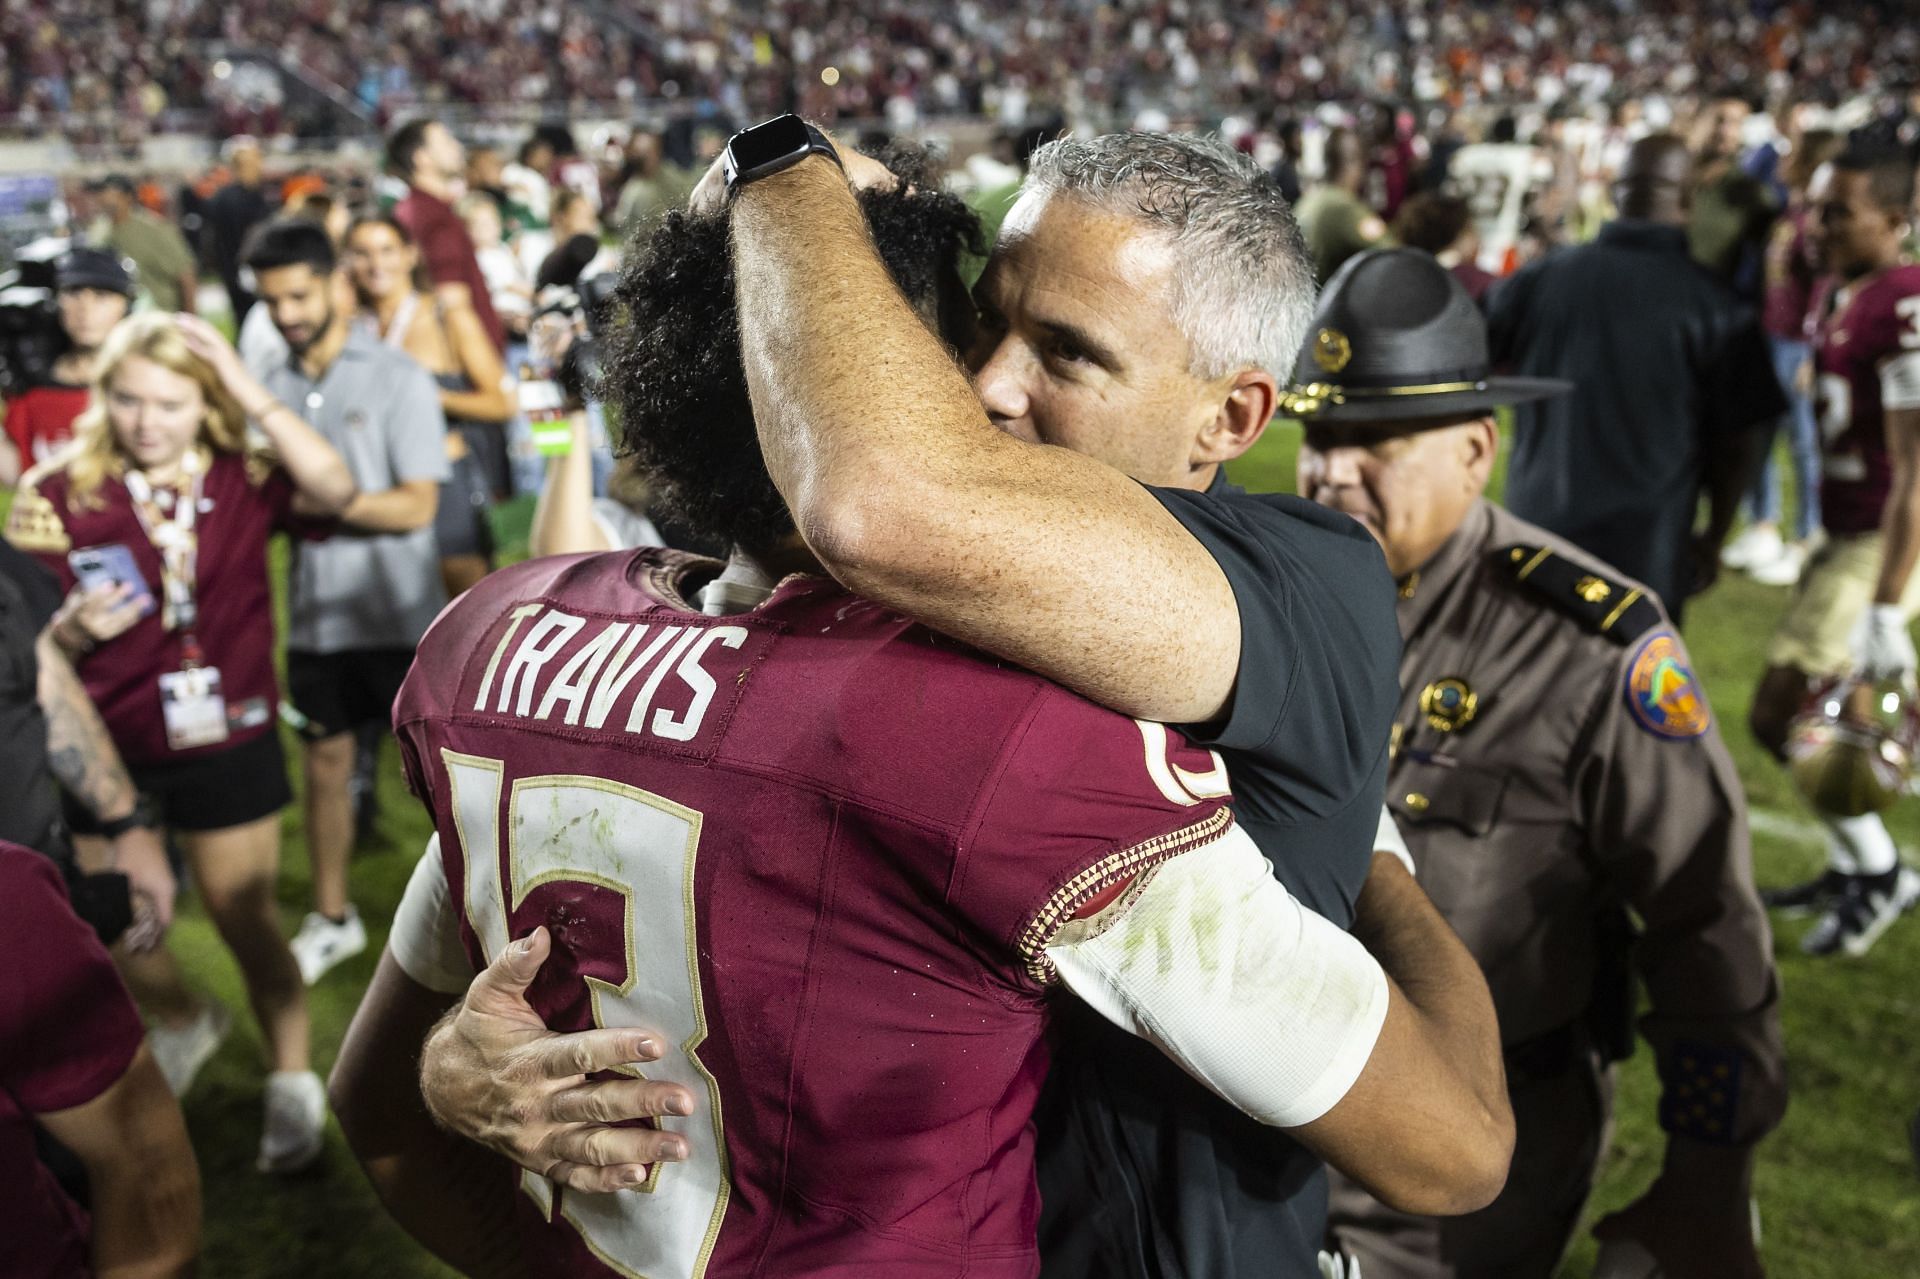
[389, 836, 479, 996]
[1375, 804, 1415, 877]
[1046, 822, 1390, 1129]
[1881, 351, 1920, 412]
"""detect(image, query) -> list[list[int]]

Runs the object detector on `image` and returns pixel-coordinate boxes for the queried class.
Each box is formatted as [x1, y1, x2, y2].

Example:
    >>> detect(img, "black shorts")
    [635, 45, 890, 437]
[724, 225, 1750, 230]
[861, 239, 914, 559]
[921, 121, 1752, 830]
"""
[285, 647, 415, 741]
[66, 730, 292, 835]
[436, 448, 496, 560]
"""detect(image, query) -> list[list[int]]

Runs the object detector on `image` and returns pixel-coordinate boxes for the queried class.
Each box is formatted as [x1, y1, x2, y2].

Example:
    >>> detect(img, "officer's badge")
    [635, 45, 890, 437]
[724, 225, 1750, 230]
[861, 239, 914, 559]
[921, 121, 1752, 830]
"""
[1312, 327, 1352, 373]
[1419, 677, 1478, 732]
[1626, 632, 1711, 739]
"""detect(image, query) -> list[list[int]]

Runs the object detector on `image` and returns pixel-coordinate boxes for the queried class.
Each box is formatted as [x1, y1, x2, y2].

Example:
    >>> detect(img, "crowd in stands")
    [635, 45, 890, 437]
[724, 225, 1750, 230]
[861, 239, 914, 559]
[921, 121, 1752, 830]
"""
[6, 0, 1920, 141]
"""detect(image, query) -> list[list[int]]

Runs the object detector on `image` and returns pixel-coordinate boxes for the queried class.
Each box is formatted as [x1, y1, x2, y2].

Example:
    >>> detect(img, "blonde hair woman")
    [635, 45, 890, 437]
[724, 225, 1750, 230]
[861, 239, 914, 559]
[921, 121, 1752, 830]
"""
[5, 310, 356, 1173]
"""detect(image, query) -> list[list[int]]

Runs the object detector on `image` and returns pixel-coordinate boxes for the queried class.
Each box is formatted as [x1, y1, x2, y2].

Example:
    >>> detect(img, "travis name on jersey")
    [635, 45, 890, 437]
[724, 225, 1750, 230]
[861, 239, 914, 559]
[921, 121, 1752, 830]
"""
[468, 602, 765, 747]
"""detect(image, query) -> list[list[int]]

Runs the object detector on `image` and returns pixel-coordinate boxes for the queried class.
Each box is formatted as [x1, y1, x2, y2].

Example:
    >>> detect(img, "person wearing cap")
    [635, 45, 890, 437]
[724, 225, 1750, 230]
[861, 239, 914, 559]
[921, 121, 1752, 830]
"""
[1, 247, 136, 486]
[89, 175, 199, 316]
[1298, 248, 1784, 1279]
[1488, 133, 1787, 625]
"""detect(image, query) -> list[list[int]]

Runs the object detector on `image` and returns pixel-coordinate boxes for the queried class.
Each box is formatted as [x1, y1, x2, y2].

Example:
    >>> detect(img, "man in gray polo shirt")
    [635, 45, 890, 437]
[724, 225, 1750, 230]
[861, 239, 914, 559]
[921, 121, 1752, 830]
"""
[242, 219, 448, 984]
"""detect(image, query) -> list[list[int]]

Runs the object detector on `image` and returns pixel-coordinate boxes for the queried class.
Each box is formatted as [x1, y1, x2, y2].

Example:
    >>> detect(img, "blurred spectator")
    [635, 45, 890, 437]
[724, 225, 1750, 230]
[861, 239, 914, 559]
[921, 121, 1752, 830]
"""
[1724, 129, 1847, 587]
[534, 188, 613, 293]
[1296, 128, 1390, 284]
[464, 144, 511, 222]
[611, 127, 685, 238]
[88, 175, 197, 315]
[0, 534, 174, 953]
[460, 195, 533, 339]
[1489, 134, 1787, 624]
[1688, 92, 1781, 298]
[1393, 192, 1495, 306]
[2, 248, 134, 485]
[501, 135, 556, 230]
[202, 136, 276, 323]
[4, 310, 357, 1171]
[0, 839, 200, 1279]
[389, 119, 507, 354]
[343, 212, 514, 594]
[1268, 118, 1304, 205]
[242, 219, 448, 988]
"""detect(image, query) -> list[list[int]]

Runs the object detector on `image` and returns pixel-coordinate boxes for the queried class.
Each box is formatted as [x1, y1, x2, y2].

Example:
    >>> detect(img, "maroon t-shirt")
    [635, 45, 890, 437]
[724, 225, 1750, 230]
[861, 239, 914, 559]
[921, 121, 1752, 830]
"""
[394, 186, 506, 354]
[394, 551, 1234, 1278]
[4, 383, 89, 469]
[1761, 206, 1821, 341]
[7, 451, 299, 766]
[0, 841, 146, 1279]
[1811, 264, 1920, 536]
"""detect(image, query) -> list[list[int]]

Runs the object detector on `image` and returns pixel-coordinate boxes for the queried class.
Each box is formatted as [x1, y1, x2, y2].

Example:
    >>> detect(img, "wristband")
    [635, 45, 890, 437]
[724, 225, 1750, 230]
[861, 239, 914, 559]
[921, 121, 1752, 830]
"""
[99, 800, 156, 839]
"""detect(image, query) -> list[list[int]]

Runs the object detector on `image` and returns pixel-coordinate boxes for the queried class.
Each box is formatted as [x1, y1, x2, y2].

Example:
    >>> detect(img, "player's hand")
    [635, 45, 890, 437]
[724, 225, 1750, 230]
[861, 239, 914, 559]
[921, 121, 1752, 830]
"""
[1851, 603, 1917, 683]
[1591, 1144, 1764, 1279]
[111, 825, 175, 952]
[419, 926, 698, 1193]
[56, 582, 145, 649]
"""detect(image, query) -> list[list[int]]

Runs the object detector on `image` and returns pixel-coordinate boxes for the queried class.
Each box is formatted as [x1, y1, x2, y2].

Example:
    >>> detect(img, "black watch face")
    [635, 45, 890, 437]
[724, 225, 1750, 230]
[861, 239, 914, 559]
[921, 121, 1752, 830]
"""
[731, 116, 815, 176]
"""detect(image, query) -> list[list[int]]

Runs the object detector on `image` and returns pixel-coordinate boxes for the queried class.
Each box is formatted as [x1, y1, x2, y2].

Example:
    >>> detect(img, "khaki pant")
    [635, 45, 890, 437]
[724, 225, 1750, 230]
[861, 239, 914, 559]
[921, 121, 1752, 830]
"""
[1765, 531, 1920, 676]
[1327, 1032, 1614, 1279]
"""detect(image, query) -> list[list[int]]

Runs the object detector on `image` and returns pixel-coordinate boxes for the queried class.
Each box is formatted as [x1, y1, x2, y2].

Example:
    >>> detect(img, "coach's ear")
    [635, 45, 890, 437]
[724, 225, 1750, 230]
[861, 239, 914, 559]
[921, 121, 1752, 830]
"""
[1193, 368, 1279, 469]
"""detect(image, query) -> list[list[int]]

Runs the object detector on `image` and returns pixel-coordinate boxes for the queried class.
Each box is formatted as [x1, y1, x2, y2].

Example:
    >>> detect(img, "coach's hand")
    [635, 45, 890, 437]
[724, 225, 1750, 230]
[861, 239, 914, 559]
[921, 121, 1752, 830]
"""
[419, 926, 698, 1194]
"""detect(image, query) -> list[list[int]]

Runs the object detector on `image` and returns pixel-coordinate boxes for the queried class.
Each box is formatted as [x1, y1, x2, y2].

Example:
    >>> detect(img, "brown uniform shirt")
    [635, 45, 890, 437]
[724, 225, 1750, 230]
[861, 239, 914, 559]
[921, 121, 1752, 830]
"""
[1389, 500, 1784, 1145]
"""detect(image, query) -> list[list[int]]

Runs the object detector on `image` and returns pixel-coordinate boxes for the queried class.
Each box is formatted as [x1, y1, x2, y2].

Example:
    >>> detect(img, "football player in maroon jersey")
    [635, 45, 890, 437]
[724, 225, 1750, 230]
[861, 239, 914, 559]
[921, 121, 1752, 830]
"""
[1749, 147, 1920, 956]
[330, 146, 1513, 1279]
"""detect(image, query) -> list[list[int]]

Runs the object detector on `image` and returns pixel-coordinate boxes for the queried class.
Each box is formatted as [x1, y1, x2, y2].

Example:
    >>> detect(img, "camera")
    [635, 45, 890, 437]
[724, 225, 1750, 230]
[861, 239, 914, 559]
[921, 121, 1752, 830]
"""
[0, 237, 69, 400]
[529, 270, 618, 407]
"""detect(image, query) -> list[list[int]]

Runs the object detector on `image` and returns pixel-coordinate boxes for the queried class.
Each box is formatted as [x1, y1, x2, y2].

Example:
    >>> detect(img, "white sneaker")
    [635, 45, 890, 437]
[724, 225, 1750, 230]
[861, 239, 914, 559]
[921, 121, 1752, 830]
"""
[1802, 866, 1920, 957]
[1722, 523, 1784, 571]
[148, 1002, 230, 1097]
[1749, 541, 1808, 587]
[289, 906, 367, 986]
[257, 1070, 327, 1173]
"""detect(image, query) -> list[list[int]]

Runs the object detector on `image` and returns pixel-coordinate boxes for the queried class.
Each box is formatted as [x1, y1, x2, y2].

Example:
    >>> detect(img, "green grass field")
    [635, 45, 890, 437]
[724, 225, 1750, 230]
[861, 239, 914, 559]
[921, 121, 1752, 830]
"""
[155, 424, 1918, 1277]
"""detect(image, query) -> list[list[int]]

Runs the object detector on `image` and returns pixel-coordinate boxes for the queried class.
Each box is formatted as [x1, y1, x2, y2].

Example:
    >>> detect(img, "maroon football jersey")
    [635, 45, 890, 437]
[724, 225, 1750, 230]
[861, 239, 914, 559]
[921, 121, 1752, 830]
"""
[1811, 264, 1920, 536]
[6, 453, 299, 765]
[393, 550, 1236, 1279]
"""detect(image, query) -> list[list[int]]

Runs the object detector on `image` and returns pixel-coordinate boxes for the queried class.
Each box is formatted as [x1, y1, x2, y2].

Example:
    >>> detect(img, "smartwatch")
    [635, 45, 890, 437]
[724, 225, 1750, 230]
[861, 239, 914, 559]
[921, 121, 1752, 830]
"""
[722, 115, 843, 194]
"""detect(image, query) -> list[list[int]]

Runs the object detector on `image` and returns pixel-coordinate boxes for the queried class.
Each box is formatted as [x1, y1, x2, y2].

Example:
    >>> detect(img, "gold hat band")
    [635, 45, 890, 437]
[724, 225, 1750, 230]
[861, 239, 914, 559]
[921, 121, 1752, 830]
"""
[1280, 379, 1487, 418]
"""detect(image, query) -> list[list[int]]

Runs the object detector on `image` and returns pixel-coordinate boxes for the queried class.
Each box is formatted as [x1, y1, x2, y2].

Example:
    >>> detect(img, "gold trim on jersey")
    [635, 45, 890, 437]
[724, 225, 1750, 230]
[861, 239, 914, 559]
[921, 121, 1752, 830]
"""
[1018, 806, 1235, 985]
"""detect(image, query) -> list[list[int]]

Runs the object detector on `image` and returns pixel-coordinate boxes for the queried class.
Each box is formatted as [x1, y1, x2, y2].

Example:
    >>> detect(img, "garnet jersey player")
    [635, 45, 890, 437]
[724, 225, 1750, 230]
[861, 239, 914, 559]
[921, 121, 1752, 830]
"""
[369, 547, 1390, 1278]
[1753, 148, 1920, 956]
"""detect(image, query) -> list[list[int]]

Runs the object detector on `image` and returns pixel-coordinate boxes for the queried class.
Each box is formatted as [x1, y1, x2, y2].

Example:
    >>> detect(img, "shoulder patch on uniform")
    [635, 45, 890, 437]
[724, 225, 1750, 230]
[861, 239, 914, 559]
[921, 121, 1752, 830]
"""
[1625, 630, 1711, 740]
[3, 481, 70, 555]
[1494, 543, 1661, 643]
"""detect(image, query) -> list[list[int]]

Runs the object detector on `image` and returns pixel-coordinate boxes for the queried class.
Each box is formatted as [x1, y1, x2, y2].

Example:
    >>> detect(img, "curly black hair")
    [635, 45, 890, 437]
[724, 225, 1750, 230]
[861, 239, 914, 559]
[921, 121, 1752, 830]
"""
[601, 145, 985, 554]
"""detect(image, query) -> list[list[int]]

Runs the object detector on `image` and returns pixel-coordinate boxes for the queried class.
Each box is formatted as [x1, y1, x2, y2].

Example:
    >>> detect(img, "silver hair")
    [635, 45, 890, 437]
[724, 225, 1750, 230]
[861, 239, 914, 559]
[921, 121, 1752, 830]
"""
[1021, 132, 1316, 381]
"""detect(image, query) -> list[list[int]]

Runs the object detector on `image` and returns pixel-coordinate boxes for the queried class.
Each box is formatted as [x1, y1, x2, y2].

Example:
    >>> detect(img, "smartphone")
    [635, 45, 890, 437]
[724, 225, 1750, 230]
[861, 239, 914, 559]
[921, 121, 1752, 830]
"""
[68, 544, 159, 617]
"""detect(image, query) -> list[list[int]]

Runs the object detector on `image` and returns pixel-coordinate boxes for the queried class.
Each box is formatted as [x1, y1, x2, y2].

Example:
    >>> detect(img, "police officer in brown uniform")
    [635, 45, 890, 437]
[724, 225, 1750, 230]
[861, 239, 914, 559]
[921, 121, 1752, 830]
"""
[1295, 249, 1786, 1278]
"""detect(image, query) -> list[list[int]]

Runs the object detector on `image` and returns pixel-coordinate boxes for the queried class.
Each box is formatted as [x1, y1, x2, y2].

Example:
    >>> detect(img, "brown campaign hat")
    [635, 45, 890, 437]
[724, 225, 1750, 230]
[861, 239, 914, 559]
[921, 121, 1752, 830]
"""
[1279, 247, 1570, 424]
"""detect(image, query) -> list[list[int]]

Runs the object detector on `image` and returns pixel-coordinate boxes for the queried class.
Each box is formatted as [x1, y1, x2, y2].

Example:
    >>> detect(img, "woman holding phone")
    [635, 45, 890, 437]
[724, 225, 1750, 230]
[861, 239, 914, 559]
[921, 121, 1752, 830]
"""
[4, 310, 356, 1173]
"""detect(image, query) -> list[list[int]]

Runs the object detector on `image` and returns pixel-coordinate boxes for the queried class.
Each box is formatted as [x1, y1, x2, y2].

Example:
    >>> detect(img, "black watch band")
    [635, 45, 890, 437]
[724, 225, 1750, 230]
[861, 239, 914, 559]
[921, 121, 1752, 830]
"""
[98, 802, 154, 839]
[722, 114, 843, 194]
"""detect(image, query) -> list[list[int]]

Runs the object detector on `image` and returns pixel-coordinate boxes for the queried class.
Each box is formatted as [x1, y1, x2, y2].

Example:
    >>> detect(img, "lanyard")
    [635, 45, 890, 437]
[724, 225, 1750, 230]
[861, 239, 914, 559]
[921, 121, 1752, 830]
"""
[124, 452, 205, 646]
[376, 291, 420, 350]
